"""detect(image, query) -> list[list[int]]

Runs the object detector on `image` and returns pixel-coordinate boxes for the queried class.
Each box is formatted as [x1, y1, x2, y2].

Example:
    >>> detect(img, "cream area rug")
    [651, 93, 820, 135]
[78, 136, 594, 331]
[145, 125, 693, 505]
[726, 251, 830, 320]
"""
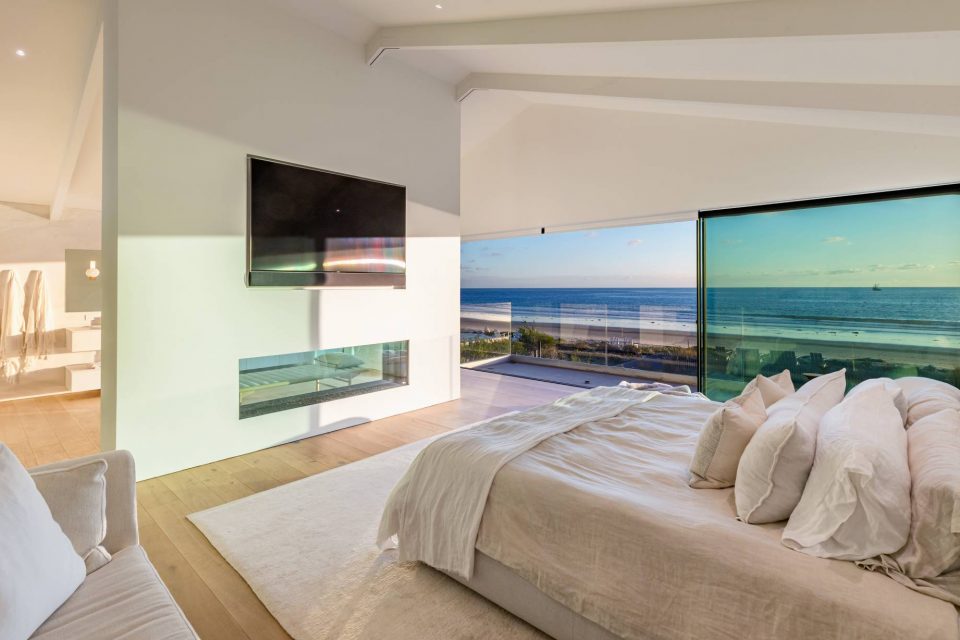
[188, 434, 547, 640]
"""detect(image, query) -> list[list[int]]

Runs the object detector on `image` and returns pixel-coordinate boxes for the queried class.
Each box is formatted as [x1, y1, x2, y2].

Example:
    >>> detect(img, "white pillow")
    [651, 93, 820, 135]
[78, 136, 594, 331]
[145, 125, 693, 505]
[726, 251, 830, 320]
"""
[845, 377, 908, 424]
[742, 369, 794, 407]
[892, 408, 960, 578]
[0, 444, 85, 640]
[735, 369, 847, 524]
[689, 386, 766, 489]
[894, 377, 960, 426]
[782, 384, 911, 560]
[31, 459, 111, 573]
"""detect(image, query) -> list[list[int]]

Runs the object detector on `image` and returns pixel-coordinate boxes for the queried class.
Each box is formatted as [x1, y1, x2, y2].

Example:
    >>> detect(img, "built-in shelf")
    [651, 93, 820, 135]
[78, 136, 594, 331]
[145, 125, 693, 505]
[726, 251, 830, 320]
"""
[65, 364, 101, 392]
[66, 326, 101, 352]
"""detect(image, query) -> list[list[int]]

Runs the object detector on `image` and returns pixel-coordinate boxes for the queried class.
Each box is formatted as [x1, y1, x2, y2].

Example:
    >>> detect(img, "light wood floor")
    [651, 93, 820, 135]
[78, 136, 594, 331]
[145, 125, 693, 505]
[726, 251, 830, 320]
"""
[0, 391, 100, 467]
[137, 370, 577, 640]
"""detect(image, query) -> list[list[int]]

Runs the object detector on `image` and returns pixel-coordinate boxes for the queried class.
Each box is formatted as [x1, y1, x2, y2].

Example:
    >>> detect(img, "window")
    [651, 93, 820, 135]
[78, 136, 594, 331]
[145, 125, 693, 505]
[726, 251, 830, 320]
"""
[699, 187, 960, 400]
[461, 221, 697, 378]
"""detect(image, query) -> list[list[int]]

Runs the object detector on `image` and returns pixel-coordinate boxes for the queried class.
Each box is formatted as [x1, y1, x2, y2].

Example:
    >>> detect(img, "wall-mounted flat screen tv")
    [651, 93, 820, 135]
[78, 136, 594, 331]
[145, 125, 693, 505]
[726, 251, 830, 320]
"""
[247, 155, 406, 287]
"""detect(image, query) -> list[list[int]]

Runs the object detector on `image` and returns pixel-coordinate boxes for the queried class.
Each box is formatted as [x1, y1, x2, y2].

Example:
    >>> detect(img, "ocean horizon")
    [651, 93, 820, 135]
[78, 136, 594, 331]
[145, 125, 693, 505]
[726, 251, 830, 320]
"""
[461, 286, 960, 350]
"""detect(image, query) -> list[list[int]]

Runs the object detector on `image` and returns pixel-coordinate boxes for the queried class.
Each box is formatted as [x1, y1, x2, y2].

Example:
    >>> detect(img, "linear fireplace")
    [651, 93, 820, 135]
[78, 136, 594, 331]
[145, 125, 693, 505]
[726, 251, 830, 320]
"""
[239, 341, 409, 419]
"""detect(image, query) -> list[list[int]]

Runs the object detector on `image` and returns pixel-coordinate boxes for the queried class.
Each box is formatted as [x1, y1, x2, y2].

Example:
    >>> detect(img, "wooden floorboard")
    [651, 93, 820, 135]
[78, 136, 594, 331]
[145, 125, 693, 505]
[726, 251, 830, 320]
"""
[1, 371, 576, 640]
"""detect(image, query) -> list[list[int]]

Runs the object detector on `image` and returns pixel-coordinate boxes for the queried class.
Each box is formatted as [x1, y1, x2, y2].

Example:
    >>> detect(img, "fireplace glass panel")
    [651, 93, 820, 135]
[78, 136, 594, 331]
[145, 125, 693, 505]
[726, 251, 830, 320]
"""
[239, 340, 409, 418]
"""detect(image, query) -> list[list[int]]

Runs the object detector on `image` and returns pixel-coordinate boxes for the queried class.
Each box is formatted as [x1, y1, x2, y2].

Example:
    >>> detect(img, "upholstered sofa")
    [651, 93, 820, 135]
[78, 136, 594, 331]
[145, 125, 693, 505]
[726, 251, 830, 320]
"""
[26, 450, 198, 640]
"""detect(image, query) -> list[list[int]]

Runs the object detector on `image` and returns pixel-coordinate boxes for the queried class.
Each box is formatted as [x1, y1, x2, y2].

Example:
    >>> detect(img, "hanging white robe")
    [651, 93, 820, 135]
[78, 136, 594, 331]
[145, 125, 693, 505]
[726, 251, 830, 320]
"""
[0, 270, 25, 380]
[21, 269, 52, 371]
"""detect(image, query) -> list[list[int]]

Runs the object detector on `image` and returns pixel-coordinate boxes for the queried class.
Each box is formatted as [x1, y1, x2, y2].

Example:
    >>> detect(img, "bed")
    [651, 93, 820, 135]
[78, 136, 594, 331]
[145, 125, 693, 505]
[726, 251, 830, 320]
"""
[379, 385, 960, 640]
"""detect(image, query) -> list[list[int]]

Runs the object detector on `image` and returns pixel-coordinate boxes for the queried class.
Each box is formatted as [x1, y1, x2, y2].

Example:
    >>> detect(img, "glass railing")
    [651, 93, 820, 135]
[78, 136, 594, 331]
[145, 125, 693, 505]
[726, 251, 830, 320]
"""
[459, 290, 698, 377]
[239, 341, 409, 418]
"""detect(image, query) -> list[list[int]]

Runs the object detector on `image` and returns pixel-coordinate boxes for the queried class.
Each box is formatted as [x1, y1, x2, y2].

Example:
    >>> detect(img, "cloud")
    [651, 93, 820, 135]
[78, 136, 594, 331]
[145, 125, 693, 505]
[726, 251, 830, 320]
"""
[627, 239, 644, 247]
[822, 236, 848, 244]
[948, 260, 960, 266]
[584, 231, 599, 238]
[895, 263, 935, 271]
[827, 268, 862, 275]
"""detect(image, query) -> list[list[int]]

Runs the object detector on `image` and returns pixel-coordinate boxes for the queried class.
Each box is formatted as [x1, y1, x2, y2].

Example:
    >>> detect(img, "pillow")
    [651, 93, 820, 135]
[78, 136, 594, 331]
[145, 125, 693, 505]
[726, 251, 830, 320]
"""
[891, 408, 960, 578]
[782, 384, 911, 560]
[689, 386, 766, 489]
[742, 369, 794, 407]
[845, 377, 908, 424]
[735, 369, 847, 524]
[0, 444, 85, 640]
[31, 459, 111, 573]
[894, 377, 960, 426]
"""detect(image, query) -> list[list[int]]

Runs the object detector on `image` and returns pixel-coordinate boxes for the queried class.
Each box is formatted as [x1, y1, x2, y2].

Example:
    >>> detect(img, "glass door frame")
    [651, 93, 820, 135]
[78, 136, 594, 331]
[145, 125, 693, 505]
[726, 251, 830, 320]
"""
[696, 181, 960, 393]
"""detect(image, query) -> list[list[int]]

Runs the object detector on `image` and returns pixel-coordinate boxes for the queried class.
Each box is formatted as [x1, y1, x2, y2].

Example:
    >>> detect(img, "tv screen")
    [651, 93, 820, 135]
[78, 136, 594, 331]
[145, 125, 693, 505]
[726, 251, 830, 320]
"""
[247, 156, 406, 287]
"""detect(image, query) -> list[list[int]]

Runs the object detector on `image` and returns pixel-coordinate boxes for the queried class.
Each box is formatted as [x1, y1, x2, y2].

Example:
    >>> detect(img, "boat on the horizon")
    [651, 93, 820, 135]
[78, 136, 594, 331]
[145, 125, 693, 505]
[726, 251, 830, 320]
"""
[872, 283, 882, 291]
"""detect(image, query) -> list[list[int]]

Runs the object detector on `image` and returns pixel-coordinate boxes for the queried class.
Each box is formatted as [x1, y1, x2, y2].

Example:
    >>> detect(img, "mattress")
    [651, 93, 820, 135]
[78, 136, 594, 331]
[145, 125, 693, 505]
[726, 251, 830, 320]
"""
[471, 392, 960, 640]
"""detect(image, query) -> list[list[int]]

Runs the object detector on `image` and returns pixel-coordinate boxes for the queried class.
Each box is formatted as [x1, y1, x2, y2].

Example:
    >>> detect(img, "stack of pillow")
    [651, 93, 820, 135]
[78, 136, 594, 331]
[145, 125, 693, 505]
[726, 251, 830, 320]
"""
[689, 371, 960, 603]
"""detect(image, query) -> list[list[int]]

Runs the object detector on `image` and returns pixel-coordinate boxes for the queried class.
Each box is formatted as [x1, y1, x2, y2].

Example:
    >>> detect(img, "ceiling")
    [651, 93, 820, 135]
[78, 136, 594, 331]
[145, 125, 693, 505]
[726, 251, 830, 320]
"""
[355, 0, 960, 146]
[331, 0, 755, 28]
[0, 0, 102, 217]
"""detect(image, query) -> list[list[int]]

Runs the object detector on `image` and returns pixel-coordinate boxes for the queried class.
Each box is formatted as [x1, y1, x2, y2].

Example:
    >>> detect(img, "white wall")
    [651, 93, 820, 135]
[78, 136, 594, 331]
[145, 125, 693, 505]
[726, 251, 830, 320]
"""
[462, 104, 960, 237]
[103, 0, 460, 479]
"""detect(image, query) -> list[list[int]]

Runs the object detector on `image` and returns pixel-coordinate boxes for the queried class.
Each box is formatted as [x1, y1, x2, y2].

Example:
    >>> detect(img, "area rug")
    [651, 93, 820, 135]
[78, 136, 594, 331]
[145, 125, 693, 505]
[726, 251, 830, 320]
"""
[188, 430, 546, 640]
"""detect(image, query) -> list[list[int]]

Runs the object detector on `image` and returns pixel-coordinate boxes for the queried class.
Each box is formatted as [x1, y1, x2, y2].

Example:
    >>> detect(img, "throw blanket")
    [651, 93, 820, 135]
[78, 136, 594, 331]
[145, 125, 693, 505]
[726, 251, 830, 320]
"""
[376, 385, 662, 579]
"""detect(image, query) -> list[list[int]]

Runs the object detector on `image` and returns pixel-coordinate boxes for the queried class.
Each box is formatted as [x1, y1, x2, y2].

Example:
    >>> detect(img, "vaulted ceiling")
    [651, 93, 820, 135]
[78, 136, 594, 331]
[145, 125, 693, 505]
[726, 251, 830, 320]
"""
[0, 0, 102, 219]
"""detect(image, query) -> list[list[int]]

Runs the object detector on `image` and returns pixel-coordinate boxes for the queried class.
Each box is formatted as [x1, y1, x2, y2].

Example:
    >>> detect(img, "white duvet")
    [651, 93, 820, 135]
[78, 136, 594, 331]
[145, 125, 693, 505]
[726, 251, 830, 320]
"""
[377, 385, 664, 579]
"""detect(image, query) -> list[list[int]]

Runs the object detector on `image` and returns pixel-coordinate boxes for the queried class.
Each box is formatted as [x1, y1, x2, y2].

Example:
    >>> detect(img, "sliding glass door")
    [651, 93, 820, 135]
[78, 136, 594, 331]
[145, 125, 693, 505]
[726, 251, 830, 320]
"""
[698, 185, 960, 400]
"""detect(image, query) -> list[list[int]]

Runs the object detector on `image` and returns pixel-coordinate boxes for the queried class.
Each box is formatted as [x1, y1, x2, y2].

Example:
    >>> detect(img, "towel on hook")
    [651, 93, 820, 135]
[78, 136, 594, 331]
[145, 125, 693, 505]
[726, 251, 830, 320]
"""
[0, 270, 25, 380]
[21, 269, 52, 370]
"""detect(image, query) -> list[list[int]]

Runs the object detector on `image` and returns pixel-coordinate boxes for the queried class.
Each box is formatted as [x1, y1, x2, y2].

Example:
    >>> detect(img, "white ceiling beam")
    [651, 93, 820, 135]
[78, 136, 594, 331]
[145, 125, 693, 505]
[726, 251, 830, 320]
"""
[367, 0, 960, 64]
[456, 74, 960, 118]
[49, 26, 102, 221]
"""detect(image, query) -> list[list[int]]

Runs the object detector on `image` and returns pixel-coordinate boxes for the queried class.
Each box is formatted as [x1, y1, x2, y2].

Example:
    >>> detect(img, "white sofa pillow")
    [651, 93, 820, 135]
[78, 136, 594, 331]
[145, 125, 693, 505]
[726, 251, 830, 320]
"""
[0, 444, 85, 640]
[689, 386, 766, 489]
[735, 369, 846, 524]
[782, 384, 911, 560]
[894, 376, 960, 426]
[31, 459, 112, 573]
[742, 369, 794, 407]
[893, 408, 960, 578]
[845, 377, 907, 424]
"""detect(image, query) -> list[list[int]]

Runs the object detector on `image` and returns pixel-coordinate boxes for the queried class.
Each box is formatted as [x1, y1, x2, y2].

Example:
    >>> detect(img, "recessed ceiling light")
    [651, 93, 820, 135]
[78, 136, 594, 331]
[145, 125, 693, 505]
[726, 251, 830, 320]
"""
[15, 49, 26, 57]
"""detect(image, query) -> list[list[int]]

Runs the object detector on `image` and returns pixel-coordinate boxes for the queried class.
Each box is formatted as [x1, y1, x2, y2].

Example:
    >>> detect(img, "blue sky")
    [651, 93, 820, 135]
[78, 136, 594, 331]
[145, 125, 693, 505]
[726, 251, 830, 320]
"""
[460, 193, 960, 289]
[461, 221, 696, 288]
[706, 194, 960, 287]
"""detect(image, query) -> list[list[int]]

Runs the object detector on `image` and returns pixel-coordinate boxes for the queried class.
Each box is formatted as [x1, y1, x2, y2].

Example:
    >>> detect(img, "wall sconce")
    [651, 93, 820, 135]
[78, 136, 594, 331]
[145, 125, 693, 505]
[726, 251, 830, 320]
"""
[85, 260, 100, 280]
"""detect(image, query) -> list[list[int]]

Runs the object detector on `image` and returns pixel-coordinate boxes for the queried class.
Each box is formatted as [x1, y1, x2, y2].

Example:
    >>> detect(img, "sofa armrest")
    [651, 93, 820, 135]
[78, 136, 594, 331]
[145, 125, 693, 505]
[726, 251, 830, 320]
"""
[30, 450, 139, 554]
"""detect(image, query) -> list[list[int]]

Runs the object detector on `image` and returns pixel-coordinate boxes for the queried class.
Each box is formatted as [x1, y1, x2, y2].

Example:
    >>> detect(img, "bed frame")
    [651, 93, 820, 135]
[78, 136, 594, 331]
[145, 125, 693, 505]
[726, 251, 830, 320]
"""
[448, 552, 625, 640]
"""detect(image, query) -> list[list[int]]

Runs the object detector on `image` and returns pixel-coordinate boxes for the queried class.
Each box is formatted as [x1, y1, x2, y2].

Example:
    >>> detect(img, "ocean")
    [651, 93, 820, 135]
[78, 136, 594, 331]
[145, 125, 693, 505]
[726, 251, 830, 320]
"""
[461, 287, 960, 350]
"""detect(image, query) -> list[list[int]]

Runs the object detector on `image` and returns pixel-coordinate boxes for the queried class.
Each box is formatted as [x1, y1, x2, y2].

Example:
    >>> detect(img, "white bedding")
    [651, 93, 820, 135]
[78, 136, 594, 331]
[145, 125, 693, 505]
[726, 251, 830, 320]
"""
[380, 385, 960, 640]
[377, 385, 664, 579]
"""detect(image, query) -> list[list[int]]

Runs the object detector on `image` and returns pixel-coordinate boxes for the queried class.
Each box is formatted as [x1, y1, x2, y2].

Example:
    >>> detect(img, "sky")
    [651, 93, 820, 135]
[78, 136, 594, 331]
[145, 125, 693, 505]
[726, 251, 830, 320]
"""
[461, 221, 696, 288]
[706, 194, 960, 287]
[461, 193, 960, 289]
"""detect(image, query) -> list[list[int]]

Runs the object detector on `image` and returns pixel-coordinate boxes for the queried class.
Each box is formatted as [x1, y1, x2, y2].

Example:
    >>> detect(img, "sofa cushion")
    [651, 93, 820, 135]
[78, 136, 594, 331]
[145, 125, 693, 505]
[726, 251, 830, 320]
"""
[31, 459, 111, 573]
[30, 546, 197, 640]
[0, 444, 86, 640]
